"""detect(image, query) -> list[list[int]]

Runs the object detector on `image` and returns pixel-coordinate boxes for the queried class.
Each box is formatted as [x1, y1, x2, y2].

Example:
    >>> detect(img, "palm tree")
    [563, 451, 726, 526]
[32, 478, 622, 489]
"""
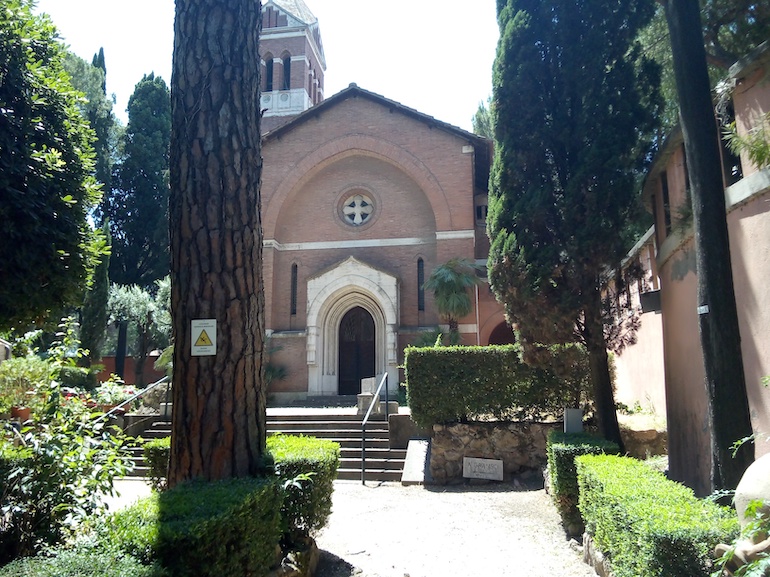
[423, 258, 483, 340]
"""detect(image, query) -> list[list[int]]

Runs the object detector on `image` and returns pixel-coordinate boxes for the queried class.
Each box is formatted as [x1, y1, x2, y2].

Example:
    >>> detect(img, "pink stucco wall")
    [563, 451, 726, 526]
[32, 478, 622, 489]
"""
[634, 43, 770, 495]
[731, 47, 770, 178]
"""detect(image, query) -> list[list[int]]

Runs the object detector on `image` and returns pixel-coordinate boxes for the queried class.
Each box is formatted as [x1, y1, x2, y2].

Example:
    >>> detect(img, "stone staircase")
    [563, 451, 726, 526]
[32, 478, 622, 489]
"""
[125, 409, 407, 483]
[268, 412, 406, 482]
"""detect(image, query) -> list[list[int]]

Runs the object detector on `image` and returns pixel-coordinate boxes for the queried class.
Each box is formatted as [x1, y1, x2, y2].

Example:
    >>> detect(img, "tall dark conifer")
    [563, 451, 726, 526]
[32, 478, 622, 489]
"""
[487, 0, 662, 448]
[80, 220, 111, 368]
[92, 47, 106, 93]
[106, 73, 171, 289]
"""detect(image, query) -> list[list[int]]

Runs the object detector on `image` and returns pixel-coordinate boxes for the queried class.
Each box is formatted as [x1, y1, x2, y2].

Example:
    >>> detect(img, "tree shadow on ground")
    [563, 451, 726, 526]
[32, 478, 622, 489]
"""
[314, 550, 365, 577]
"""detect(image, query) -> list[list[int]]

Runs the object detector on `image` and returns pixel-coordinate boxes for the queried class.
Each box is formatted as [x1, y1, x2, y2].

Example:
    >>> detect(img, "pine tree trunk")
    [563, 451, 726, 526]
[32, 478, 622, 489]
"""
[167, 0, 266, 485]
[663, 0, 754, 491]
[584, 288, 625, 453]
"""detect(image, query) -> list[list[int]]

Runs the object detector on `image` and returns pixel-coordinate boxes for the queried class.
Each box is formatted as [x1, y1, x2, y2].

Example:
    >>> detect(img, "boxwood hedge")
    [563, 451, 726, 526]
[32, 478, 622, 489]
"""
[546, 431, 620, 535]
[576, 454, 739, 577]
[95, 477, 282, 577]
[405, 344, 591, 427]
[267, 434, 340, 543]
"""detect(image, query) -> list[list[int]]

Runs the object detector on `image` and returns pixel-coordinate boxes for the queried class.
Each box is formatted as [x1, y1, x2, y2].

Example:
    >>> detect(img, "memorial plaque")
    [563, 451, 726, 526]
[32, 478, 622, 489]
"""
[463, 457, 504, 481]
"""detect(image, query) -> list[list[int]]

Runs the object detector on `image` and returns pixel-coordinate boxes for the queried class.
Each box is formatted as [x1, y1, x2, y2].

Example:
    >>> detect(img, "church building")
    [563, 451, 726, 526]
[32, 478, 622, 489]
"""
[259, 0, 511, 403]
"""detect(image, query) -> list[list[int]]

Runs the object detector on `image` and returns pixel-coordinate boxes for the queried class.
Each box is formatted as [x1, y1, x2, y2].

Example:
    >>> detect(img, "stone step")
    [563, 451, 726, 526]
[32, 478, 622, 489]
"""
[268, 428, 388, 440]
[337, 468, 402, 482]
[268, 419, 387, 429]
[340, 456, 405, 470]
[126, 413, 406, 483]
[340, 447, 406, 460]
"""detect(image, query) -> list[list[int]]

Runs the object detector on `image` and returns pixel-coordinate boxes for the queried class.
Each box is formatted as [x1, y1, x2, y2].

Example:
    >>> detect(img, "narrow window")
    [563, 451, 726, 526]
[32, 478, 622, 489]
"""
[417, 258, 425, 312]
[290, 264, 298, 315]
[660, 171, 671, 235]
[282, 56, 291, 90]
[265, 58, 273, 92]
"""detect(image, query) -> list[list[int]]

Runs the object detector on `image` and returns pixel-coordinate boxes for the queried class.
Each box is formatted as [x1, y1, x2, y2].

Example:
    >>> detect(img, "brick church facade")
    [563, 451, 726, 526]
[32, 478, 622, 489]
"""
[259, 0, 511, 402]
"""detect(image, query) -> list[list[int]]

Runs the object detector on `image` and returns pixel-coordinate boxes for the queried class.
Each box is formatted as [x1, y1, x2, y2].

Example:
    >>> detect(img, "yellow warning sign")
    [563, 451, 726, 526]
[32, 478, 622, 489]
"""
[191, 319, 216, 356]
[194, 330, 212, 347]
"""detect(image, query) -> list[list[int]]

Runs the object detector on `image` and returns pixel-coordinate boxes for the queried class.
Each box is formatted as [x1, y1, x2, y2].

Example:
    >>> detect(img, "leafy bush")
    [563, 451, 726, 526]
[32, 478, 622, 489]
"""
[712, 498, 770, 577]
[546, 431, 620, 535]
[576, 454, 739, 577]
[0, 355, 49, 412]
[95, 477, 281, 577]
[0, 548, 167, 577]
[0, 393, 132, 564]
[267, 434, 340, 544]
[142, 437, 170, 492]
[405, 344, 592, 427]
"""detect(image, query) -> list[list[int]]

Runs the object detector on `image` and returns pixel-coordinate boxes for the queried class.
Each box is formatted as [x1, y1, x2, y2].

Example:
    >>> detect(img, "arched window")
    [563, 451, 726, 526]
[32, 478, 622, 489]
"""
[264, 55, 274, 92]
[282, 55, 291, 90]
[290, 263, 298, 315]
[417, 258, 425, 312]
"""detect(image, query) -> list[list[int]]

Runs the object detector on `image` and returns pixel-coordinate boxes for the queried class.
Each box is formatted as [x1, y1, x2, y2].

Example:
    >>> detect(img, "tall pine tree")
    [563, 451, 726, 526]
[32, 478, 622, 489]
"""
[487, 0, 662, 448]
[663, 0, 754, 493]
[168, 0, 266, 484]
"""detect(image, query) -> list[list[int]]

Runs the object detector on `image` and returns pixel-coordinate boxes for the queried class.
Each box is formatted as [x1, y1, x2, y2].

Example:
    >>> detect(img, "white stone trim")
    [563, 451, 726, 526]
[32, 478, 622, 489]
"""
[436, 230, 475, 240]
[264, 237, 430, 251]
[305, 257, 399, 395]
[439, 323, 479, 334]
[263, 231, 475, 252]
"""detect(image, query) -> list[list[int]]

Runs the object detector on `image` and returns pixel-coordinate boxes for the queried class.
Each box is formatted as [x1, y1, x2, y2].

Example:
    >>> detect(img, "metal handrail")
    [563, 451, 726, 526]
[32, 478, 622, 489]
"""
[361, 373, 389, 485]
[95, 375, 171, 424]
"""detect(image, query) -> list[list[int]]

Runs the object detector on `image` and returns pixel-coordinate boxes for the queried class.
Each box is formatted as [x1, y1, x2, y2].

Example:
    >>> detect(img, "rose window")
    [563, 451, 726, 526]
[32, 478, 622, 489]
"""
[342, 193, 374, 226]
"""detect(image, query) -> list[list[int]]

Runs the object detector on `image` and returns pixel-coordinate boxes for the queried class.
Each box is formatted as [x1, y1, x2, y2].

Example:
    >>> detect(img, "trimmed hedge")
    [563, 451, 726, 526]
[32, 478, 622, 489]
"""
[0, 549, 168, 577]
[405, 344, 591, 427]
[142, 437, 170, 492]
[546, 431, 620, 535]
[96, 477, 282, 577]
[267, 434, 340, 543]
[576, 454, 739, 577]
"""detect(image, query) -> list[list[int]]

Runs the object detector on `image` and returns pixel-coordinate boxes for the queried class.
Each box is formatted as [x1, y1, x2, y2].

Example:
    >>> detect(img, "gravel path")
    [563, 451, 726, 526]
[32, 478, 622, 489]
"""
[314, 479, 596, 577]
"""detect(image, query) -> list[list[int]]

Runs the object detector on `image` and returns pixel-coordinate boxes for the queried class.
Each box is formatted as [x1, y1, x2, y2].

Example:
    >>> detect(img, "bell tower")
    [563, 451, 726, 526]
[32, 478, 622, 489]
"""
[260, 0, 326, 133]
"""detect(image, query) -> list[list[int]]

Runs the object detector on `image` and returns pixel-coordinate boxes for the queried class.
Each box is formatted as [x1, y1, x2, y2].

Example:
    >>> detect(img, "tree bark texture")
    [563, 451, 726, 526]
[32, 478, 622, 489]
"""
[663, 0, 754, 491]
[168, 0, 265, 485]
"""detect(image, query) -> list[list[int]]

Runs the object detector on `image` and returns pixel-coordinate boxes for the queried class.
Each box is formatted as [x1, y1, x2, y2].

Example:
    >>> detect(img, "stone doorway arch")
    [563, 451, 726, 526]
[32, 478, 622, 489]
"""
[306, 257, 399, 396]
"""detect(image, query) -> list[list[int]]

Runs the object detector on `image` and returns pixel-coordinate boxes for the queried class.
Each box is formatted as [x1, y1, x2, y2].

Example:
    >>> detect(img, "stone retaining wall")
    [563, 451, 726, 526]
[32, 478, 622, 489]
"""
[430, 421, 560, 484]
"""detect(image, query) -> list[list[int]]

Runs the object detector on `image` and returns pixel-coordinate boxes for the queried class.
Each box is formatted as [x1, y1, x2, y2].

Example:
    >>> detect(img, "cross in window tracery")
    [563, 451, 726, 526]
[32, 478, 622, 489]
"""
[343, 194, 373, 225]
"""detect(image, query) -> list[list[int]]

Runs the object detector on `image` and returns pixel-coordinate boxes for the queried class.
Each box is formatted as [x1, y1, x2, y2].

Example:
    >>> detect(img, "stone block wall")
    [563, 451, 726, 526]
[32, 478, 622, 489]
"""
[430, 421, 560, 484]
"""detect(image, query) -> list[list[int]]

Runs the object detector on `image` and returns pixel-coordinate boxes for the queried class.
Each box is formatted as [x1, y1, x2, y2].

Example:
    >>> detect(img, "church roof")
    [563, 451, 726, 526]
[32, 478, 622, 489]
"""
[264, 83, 492, 190]
[270, 0, 317, 26]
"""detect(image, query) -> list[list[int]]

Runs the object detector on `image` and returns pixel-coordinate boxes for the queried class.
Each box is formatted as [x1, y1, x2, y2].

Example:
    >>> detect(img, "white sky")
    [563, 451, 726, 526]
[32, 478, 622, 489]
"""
[34, 0, 500, 132]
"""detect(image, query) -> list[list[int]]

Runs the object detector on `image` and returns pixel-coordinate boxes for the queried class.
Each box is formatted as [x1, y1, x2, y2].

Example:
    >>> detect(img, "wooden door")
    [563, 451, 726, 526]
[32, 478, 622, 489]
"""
[338, 307, 375, 395]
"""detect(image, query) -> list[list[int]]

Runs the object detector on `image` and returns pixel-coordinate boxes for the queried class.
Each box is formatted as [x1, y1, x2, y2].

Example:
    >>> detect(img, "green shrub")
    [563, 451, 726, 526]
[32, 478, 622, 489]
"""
[576, 454, 739, 577]
[546, 431, 619, 535]
[142, 437, 170, 492]
[405, 344, 591, 427]
[712, 498, 770, 577]
[0, 355, 49, 412]
[0, 548, 167, 577]
[95, 477, 282, 577]
[267, 434, 340, 544]
[0, 393, 132, 564]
